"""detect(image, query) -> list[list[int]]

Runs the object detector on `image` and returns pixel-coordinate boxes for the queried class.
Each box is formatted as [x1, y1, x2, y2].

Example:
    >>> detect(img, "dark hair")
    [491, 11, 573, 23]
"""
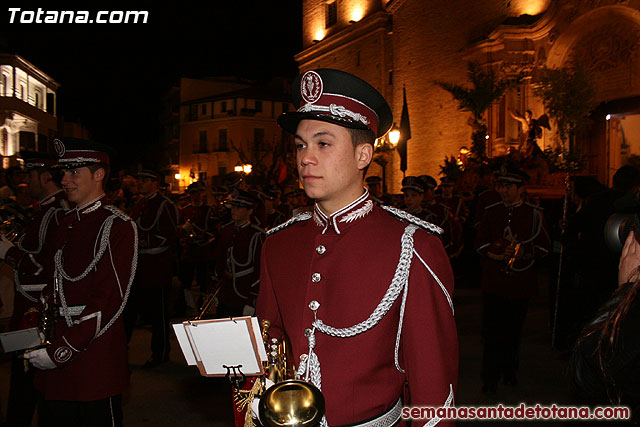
[346, 127, 376, 148]
[88, 163, 111, 190]
[346, 127, 376, 176]
[612, 165, 640, 193]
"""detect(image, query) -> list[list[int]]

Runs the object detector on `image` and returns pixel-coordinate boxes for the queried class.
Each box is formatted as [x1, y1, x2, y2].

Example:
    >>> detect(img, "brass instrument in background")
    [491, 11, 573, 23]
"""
[0, 215, 22, 241]
[0, 199, 30, 241]
[235, 320, 325, 427]
[503, 238, 522, 276]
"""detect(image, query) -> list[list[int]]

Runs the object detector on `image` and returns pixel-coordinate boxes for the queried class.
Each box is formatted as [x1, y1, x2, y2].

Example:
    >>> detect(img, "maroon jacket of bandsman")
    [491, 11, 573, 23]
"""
[131, 191, 178, 255]
[33, 199, 137, 401]
[257, 193, 458, 426]
[8, 189, 70, 330]
[179, 202, 214, 260]
[475, 199, 550, 298]
[215, 220, 265, 308]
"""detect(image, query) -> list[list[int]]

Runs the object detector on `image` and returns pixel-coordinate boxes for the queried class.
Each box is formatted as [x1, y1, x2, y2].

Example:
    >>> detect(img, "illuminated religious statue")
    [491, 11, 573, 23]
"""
[509, 109, 551, 158]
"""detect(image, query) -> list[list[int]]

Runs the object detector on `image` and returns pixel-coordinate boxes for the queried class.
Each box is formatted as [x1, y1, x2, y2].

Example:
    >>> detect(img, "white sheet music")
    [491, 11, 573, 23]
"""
[172, 317, 266, 377]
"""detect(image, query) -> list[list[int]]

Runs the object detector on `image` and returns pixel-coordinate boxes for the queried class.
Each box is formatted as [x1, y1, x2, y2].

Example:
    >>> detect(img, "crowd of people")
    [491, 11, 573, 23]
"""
[0, 67, 638, 426]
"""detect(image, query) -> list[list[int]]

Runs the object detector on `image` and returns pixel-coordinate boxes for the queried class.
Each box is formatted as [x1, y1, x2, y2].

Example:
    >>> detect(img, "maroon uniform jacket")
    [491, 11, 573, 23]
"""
[131, 192, 178, 288]
[179, 203, 214, 261]
[215, 221, 265, 308]
[256, 192, 458, 426]
[9, 198, 137, 401]
[475, 200, 550, 298]
[8, 190, 70, 330]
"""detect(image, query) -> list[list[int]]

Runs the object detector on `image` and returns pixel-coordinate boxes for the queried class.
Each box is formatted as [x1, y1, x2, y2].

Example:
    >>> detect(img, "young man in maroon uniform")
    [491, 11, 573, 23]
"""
[475, 168, 550, 394]
[255, 69, 458, 426]
[215, 190, 265, 317]
[177, 182, 214, 314]
[5, 151, 70, 427]
[0, 138, 137, 427]
[125, 169, 178, 367]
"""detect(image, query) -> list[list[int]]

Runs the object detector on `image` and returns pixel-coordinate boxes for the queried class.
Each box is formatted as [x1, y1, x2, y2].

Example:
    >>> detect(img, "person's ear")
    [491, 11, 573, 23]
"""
[93, 168, 105, 181]
[356, 143, 373, 169]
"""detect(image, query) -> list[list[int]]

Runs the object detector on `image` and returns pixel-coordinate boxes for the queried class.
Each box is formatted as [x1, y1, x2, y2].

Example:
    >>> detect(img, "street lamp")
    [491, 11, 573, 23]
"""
[373, 124, 402, 194]
[388, 123, 400, 146]
[234, 163, 244, 173]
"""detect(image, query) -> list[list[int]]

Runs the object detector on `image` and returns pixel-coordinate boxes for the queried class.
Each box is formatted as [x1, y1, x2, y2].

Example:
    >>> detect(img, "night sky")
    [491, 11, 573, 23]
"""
[0, 2, 302, 171]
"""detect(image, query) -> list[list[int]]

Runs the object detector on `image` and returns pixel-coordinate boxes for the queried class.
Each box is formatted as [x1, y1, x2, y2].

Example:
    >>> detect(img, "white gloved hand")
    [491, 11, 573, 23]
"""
[242, 304, 255, 316]
[250, 378, 275, 422]
[0, 234, 15, 260]
[24, 348, 57, 370]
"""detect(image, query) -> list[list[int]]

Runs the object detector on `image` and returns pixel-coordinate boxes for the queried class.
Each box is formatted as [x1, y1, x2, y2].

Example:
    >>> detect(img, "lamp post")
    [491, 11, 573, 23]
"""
[373, 122, 400, 194]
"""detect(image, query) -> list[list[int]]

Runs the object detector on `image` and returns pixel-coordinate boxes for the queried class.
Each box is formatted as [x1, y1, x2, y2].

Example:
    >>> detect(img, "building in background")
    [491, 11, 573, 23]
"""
[0, 53, 59, 168]
[176, 76, 294, 194]
[297, 0, 640, 190]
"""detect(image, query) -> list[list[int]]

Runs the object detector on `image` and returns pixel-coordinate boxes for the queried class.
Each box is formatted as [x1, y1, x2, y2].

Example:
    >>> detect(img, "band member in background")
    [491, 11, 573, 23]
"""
[215, 190, 265, 318]
[475, 167, 550, 394]
[436, 177, 467, 258]
[125, 169, 178, 368]
[177, 183, 214, 316]
[262, 189, 285, 230]
[256, 69, 457, 426]
[418, 175, 455, 256]
[5, 151, 70, 427]
[401, 176, 428, 219]
[0, 138, 137, 426]
[437, 176, 468, 224]
[365, 175, 385, 205]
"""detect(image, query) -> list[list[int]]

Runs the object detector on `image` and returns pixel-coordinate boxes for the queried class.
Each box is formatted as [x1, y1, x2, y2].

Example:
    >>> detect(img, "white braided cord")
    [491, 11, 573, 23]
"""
[266, 211, 312, 236]
[17, 206, 57, 254]
[54, 205, 138, 339]
[381, 205, 443, 235]
[136, 198, 169, 232]
[312, 225, 417, 338]
[298, 225, 417, 427]
[413, 249, 454, 314]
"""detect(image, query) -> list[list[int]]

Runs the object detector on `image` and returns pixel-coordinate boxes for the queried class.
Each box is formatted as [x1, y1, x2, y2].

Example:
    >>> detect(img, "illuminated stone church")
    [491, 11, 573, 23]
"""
[297, 0, 640, 192]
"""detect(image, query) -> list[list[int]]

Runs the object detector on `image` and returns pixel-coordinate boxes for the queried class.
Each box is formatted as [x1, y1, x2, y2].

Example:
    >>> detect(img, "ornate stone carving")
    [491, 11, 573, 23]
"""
[568, 23, 640, 72]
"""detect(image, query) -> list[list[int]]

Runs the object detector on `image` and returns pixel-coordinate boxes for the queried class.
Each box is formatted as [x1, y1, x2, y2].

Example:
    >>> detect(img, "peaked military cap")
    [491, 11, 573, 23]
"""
[186, 182, 204, 193]
[228, 190, 260, 209]
[53, 137, 112, 168]
[496, 166, 529, 185]
[401, 176, 426, 193]
[440, 176, 456, 186]
[137, 169, 160, 181]
[278, 69, 393, 138]
[365, 176, 382, 185]
[20, 151, 57, 170]
[418, 175, 437, 189]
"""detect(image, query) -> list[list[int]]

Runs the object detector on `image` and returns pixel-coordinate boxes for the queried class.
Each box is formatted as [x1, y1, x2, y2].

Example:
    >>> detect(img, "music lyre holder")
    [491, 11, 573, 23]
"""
[223, 364, 246, 390]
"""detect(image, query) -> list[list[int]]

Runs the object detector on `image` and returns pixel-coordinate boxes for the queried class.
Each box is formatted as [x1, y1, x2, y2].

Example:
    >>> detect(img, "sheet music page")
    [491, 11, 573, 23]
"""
[172, 323, 196, 365]
[251, 317, 268, 363]
[0, 327, 42, 353]
[185, 318, 263, 376]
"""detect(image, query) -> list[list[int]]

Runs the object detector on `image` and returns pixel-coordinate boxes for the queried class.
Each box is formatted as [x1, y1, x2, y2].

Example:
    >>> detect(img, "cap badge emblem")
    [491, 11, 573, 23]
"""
[300, 71, 323, 104]
[53, 139, 65, 158]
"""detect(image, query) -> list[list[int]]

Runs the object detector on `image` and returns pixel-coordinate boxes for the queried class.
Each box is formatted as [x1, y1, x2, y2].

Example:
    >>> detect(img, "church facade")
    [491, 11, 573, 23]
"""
[296, 0, 640, 191]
